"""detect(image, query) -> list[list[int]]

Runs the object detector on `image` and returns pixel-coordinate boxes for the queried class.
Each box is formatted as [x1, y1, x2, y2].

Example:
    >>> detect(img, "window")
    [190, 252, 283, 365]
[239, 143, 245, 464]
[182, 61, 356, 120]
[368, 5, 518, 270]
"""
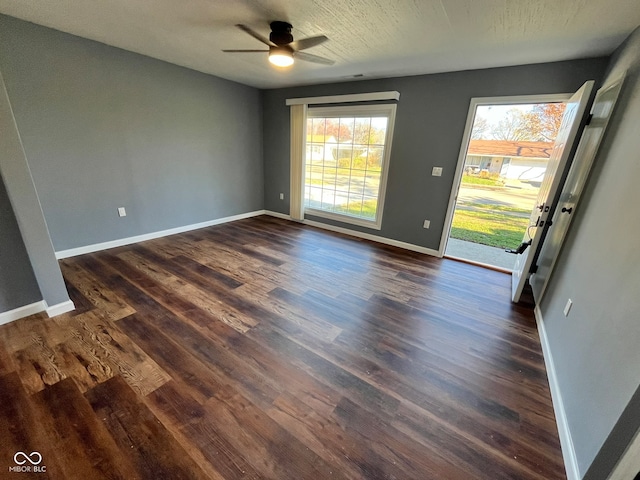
[464, 155, 483, 174]
[304, 104, 396, 229]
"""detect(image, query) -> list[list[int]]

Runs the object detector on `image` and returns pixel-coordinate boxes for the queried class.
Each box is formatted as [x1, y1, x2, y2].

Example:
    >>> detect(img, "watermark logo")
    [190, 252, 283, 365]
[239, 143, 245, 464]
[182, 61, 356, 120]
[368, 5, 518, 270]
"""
[9, 452, 46, 473]
[13, 452, 41, 465]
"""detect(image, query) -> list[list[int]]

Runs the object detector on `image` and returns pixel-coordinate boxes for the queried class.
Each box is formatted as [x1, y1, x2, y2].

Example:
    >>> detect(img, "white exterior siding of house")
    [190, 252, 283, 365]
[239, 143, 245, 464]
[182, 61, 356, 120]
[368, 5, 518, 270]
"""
[306, 135, 339, 163]
[505, 157, 548, 181]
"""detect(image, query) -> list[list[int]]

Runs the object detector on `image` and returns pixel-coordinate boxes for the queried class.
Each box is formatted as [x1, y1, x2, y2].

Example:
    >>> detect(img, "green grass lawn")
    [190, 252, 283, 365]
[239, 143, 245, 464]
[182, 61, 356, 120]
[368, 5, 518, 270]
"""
[460, 174, 504, 187]
[462, 202, 530, 214]
[334, 198, 378, 219]
[450, 209, 529, 249]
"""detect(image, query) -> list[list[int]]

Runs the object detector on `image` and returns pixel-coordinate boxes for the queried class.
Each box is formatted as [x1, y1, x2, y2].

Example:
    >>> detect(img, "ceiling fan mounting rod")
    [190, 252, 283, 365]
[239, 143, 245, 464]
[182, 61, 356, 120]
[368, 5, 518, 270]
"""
[269, 21, 293, 45]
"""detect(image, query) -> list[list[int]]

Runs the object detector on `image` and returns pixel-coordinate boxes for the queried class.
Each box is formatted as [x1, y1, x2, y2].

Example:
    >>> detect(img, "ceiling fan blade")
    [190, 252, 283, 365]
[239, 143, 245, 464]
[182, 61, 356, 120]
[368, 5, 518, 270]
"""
[236, 24, 275, 46]
[290, 35, 329, 51]
[294, 51, 335, 65]
[222, 49, 269, 53]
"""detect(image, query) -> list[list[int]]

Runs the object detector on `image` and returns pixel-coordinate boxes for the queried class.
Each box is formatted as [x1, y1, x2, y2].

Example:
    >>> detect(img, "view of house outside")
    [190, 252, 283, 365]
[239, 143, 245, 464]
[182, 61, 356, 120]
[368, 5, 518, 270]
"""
[450, 103, 566, 252]
[304, 115, 388, 221]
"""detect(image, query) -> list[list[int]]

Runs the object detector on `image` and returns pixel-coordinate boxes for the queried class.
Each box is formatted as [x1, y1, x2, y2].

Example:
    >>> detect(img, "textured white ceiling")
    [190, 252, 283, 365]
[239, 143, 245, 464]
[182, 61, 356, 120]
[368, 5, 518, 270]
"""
[0, 0, 638, 89]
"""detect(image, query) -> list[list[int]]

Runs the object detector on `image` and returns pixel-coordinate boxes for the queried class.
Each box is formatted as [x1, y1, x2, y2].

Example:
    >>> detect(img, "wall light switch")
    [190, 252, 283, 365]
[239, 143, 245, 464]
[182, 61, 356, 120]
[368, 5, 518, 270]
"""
[279, 193, 284, 200]
[118, 207, 127, 217]
[423, 220, 430, 229]
[432, 167, 443, 177]
[563, 299, 573, 317]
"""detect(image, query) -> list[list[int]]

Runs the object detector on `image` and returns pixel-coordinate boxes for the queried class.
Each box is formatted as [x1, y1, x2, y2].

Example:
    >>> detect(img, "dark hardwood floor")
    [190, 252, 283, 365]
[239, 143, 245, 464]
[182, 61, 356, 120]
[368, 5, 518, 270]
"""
[0, 215, 565, 479]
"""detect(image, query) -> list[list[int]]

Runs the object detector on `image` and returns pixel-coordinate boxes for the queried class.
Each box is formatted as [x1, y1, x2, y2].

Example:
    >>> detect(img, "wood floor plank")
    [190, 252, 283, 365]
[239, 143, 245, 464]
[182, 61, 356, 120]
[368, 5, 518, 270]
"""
[101, 249, 257, 333]
[31, 377, 141, 479]
[115, 250, 187, 289]
[0, 336, 16, 375]
[60, 311, 171, 395]
[53, 340, 105, 393]
[204, 384, 348, 480]
[0, 312, 70, 354]
[332, 395, 472, 479]
[247, 323, 402, 417]
[86, 375, 211, 480]
[233, 283, 343, 343]
[257, 291, 564, 477]
[0, 216, 565, 479]
[74, 253, 241, 337]
[60, 259, 135, 321]
[198, 318, 345, 417]
[145, 380, 265, 480]
[111, 290, 281, 411]
[267, 390, 418, 479]
[64, 277, 96, 317]
[119, 313, 224, 403]
[330, 292, 551, 396]
[184, 232, 349, 299]
[4, 307, 170, 396]
[12, 335, 67, 394]
[0, 372, 62, 479]
[131, 310, 281, 409]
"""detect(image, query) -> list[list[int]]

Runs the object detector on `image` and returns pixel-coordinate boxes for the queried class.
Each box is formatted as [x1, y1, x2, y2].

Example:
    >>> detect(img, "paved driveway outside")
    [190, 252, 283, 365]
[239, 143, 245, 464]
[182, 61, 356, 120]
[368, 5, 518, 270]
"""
[457, 185, 539, 211]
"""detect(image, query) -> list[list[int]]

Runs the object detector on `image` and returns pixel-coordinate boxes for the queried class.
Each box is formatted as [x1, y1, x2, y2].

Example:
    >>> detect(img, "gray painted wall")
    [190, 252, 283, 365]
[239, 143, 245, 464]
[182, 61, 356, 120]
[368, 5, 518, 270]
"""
[539, 27, 640, 479]
[0, 173, 41, 312]
[0, 71, 70, 309]
[0, 15, 263, 252]
[263, 59, 608, 250]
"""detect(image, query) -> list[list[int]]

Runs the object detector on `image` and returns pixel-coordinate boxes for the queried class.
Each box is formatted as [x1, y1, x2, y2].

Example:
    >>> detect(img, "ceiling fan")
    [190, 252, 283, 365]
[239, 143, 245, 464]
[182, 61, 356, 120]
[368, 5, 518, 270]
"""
[222, 21, 335, 67]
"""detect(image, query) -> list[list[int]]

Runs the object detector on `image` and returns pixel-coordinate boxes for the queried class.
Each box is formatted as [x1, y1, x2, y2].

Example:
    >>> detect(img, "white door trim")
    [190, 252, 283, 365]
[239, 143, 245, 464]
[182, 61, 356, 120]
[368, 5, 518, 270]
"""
[438, 93, 572, 258]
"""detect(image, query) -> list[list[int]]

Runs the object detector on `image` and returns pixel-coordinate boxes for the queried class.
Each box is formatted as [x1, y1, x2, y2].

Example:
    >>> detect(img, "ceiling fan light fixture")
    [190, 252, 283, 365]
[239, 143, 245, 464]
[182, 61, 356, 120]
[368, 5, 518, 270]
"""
[224, 23, 333, 67]
[269, 47, 294, 67]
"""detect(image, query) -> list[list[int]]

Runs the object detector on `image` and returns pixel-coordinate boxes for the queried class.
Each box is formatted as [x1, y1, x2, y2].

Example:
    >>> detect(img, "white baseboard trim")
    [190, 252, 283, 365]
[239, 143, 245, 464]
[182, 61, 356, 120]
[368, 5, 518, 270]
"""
[0, 301, 46, 325]
[535, 305, 580, 480]
[45, 300, 75, 318]
[262, 211, 440, 257]
[263, 210, 291, 220]
[303, 219, 441, 256]
[0, 299, 77, 325]
[55, 210, 267, 259]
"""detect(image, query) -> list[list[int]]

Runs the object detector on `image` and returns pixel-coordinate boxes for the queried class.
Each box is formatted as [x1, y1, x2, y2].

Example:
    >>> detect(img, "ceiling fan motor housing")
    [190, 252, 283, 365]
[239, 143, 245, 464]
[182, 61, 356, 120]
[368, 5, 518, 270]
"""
[270, 21, 293, 45]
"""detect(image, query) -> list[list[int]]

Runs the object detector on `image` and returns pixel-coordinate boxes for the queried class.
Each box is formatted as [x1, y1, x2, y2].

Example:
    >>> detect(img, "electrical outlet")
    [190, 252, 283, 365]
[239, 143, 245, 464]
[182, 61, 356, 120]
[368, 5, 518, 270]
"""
[423, 220, 430, 229]
[432, 167, 443, 177]
[279, 193, 284, 200]
[118, 207, 126, 217]
[563, 299, 573, 317]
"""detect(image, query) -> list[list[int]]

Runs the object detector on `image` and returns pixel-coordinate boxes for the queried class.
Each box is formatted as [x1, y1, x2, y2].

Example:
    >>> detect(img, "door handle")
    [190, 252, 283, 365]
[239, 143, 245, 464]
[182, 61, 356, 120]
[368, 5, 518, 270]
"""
[506, 240, 531, 254]
[561, 207, 573, 214]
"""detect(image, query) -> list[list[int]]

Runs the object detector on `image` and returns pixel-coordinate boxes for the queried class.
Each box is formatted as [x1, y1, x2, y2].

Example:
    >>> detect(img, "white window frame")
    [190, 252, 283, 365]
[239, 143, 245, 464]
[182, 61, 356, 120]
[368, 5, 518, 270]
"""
[303, 103, 397, 230]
